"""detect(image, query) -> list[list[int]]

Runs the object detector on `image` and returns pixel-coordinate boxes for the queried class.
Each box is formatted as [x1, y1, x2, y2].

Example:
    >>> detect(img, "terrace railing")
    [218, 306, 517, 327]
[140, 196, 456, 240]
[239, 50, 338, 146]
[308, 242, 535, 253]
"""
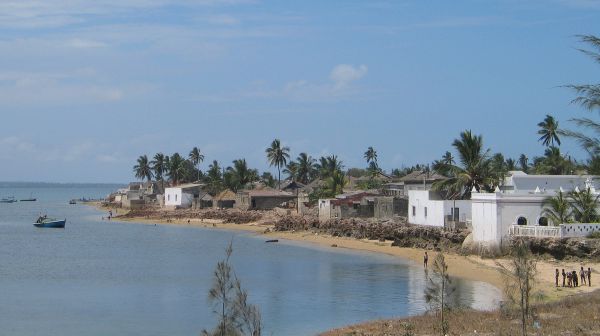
[509, 225, 561, 238]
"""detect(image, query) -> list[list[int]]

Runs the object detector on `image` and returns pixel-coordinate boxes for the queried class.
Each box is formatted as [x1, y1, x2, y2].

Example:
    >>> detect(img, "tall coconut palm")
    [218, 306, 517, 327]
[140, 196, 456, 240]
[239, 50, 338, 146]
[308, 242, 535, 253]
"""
[542, 191, 571, 225]
[442, 151, 455, 165]
[296, 153, 316, 184]
[206, 160, 223, 195]
[188, 147, 204, 182]
[283, 161, 298, 181]
[518, 154, 529, 173]
[505, 158, 516, 171]
[151, 153, 167, 181]
[562, 35, 600, 154]
[569, 187, 600, 223]
[433, 130, 495, 199]
[537, 115, 561, 147]
[324, 169, 347, 197]
[167, 153, 186, 185]
[227, 159, 253, 191]
[364, 146, 378, 169]
[534, 146, 573, 175]
[133, 155, 153, 182]
[265, 139, 290, 189]
[316, 155, 343, 179]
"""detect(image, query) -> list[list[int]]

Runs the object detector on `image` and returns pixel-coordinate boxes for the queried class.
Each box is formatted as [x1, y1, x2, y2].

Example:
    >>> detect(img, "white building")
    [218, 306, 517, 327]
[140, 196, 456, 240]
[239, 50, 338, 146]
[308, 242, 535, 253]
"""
[471, 172, 599, 248]
[164, 183, 205, 208]
[407, 190, 472, 227]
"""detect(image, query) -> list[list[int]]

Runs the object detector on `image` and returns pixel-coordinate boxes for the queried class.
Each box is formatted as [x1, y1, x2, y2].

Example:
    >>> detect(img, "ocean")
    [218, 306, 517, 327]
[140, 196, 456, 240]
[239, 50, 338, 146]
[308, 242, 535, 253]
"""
[0, 182, 500, 335]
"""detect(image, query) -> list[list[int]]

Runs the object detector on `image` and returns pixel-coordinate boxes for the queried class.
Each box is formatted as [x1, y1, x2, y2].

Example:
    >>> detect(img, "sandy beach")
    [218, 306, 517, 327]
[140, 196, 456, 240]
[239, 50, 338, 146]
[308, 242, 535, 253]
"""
[90, 203, 599, 302]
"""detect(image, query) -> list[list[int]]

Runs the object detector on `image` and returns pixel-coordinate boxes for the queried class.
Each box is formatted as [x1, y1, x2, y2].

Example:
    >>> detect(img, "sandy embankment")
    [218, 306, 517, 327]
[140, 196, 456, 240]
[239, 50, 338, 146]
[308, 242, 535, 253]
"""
[91, 203, 599, 301]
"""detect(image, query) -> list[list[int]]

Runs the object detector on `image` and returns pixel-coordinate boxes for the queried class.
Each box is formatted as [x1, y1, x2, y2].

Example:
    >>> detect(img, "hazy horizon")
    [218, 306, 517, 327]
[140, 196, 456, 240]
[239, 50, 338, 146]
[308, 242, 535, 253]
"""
[2, 0, 599, 182]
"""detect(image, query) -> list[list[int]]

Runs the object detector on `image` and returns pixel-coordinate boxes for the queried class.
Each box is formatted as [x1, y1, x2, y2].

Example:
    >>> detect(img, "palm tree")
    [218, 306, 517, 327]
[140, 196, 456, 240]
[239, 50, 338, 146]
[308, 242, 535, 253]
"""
[283, 161, 298, 181]
[432, 130, 496, 199]
[442, 151, 454, 165]
[151, 153, 167, 181]
[324, 169, 346, 197]
[296, 153, 316, 184]
[364, 146, 378, 169]
[265, 139, 290, 189]
[167, 153, 186, 185]
[206, 160, 223, 195]
[537, 115, 561, 147]
[133, 155, 153, 182]
[542, 191, 571, 225]
[505, 158, 516, 171]
[226, 159, 253, 191]
[518, 154, 529, 173]
[569, 187, 600, 223]
[316, 155, 343, 179]
[534, 146, 573, 175]
[562, 35, 600, 154]
[188, 147, 204, 182]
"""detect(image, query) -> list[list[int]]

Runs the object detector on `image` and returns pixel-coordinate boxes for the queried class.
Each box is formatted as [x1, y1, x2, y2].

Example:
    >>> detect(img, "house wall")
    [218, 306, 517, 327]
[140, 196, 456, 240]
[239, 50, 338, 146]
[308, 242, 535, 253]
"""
[252, 196, 294, 210]
[472, 193, 548, 247]
[318, 199, 334, 221]
[374, 197, 394, 219]
[235, 193, 251, 210]
[560, 224, 600, 238]
[165, 188, 195, 208]
[408, 190, 471, 227]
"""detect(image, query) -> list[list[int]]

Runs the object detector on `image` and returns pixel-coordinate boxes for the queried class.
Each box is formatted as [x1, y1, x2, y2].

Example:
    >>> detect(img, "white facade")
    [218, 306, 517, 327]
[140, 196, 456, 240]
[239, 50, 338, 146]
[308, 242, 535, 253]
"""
[164, 183, 203, 208]
[407, 190, 471, 227]
[471, 172, 600, 247]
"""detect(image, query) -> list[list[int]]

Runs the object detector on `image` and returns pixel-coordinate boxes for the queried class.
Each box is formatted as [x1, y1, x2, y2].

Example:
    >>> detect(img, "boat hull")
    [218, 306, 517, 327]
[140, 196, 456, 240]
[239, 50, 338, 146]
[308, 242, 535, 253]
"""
[34, 219, 66, 228]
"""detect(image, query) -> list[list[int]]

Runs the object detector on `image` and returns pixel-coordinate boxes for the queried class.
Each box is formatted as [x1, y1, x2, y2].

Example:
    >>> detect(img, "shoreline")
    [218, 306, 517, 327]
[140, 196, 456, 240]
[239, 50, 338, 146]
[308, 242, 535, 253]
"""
[89, 203, 599, 302]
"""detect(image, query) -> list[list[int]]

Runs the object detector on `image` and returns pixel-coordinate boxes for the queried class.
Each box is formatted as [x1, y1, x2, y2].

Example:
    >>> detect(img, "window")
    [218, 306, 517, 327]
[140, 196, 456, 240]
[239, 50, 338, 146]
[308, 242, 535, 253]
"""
[424, 207, 428, 217]
[538, 217, 549, 226]
[412, 206, 416, 216]
[517, 216, 527, 225]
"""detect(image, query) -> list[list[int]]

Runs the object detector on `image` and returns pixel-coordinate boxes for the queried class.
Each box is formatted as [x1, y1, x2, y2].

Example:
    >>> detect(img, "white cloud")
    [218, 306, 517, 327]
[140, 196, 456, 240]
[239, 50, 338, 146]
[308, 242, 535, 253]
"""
[66, 38, 108, 49]
[329, 64, 368, 90]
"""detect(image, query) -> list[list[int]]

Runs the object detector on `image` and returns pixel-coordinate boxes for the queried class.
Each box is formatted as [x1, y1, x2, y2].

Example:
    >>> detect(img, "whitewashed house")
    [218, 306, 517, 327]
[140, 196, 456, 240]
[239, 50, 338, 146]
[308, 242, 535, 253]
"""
[407, 190, 472, 228]
[471, 172, 600, 248]
[164, 183, 205, 208]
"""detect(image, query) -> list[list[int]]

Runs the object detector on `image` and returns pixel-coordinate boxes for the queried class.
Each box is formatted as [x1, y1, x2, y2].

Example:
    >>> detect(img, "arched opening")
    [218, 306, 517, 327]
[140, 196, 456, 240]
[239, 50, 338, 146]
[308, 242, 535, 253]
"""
[517, 216, 527, 225]
[538, 216, 549, 226]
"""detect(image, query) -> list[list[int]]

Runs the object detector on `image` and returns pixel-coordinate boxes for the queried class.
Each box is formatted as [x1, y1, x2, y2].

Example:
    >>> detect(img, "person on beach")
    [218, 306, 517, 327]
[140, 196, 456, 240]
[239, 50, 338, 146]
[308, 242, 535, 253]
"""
[581, 267, 587, 286]
[424, 252, 429, 269]
[573, 271, 579, 287]
[562, 269, 566, 287]
[567, 272, 572, 287]
[588, 268, 592, 286]
[555, 269, 559, 287]
[108, 210, 113, 220]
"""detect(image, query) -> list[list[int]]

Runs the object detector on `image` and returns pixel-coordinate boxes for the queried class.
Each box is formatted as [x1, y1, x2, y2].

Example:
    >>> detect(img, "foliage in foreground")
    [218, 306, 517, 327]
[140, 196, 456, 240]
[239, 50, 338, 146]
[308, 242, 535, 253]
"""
[203, 242, 262, 336]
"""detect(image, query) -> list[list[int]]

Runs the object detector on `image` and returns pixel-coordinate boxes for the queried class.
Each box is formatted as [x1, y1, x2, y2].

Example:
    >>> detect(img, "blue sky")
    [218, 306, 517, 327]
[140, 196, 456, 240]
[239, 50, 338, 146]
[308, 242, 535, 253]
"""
[1, 0, 599, 183]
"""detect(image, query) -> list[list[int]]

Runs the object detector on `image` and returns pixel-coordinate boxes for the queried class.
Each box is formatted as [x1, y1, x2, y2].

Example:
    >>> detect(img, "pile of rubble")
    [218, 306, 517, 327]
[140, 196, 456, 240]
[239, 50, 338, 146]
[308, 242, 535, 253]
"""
[518, 237, 600, 261]
[274, 216, 469, 252]
[117, 208, 264, 224]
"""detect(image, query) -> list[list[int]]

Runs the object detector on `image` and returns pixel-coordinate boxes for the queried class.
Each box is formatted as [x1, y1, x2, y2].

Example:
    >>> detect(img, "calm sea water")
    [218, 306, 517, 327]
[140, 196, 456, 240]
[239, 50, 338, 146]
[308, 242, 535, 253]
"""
[0, 183, 501, 336]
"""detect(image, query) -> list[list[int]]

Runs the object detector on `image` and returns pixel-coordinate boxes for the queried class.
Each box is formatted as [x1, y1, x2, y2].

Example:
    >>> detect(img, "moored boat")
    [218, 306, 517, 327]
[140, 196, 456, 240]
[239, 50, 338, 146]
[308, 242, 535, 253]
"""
[20, 193, 37, 202]
[34, 217, 66, 228]
[0, 196, 17, 203]
[69, 199, 76, 205]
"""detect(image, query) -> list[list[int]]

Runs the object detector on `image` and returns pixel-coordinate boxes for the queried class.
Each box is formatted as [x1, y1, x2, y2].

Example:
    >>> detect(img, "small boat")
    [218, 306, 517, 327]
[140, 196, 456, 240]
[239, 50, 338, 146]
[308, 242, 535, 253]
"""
[20, 193, 37, 202]
[0, 196, 17, 203]
[69, 200, 76, 205]
[34, 217, 66, 228]
[265, 239, 279, 243]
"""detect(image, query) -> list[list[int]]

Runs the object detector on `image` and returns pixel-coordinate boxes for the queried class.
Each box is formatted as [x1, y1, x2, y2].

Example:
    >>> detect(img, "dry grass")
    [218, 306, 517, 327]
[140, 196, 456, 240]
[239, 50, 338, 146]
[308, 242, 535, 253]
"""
[321, 290, 600, 336]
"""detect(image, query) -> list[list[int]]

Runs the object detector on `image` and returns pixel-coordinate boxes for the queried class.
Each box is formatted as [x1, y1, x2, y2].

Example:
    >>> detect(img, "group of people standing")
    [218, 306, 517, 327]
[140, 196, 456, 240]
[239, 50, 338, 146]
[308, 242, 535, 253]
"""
[555, 267, 592, 288]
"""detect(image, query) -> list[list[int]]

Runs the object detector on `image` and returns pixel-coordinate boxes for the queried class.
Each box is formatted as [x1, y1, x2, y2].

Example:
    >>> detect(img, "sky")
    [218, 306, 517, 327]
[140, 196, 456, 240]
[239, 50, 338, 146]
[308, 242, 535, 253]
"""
[1, 0, 599, 183]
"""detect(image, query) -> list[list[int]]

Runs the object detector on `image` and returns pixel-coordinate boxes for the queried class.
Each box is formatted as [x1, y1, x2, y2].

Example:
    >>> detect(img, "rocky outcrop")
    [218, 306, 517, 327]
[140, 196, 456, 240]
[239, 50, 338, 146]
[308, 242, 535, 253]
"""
[274, 216, 470, 252]
[516, 237, 600, 261]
